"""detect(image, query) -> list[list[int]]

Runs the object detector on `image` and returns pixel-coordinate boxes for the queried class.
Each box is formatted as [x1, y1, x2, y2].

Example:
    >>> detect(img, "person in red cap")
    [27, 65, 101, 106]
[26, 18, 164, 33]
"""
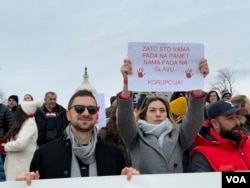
[191, 100, 250, 172]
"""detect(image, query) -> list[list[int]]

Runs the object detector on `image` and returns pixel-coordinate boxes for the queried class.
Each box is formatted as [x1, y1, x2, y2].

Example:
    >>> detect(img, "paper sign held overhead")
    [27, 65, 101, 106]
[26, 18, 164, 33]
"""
[128, 42, 204, 92]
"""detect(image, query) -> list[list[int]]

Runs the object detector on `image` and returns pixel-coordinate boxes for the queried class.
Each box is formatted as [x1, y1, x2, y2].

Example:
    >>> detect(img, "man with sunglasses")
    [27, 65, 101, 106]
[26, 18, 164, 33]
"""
[16, 89, 139, 185]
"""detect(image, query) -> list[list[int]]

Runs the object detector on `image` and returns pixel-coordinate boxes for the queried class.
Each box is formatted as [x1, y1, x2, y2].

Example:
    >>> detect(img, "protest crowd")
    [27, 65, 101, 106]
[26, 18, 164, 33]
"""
[1, 55, 250, 185]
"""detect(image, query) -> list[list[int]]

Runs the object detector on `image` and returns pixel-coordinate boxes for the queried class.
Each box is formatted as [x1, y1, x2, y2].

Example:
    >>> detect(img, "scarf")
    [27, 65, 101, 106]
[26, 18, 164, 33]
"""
[138, 119, 173, 148]
[66, 125, 97, 177]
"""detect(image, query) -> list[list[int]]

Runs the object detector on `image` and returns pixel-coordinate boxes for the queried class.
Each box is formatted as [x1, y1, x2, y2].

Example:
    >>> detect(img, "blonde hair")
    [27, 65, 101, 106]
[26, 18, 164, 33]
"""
[230, 95, 247, 124]
[135, 96, 177, 129]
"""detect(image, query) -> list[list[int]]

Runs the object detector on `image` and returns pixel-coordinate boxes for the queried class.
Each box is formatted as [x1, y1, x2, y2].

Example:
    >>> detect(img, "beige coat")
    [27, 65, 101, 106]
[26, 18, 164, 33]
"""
[4, 117, 38, 180]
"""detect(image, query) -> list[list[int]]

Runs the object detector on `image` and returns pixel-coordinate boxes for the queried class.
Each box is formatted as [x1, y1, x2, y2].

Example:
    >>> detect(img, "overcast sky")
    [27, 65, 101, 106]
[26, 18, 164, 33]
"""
[0, 0, 250, 108]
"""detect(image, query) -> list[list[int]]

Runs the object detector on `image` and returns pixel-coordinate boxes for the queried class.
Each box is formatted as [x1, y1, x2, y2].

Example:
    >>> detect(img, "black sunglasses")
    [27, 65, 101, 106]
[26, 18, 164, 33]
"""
[69, 105, 98, 115]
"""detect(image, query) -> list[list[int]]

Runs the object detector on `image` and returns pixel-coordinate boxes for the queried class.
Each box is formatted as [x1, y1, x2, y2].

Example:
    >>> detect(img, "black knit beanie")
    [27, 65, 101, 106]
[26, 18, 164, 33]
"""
[8, 95, 19, 104]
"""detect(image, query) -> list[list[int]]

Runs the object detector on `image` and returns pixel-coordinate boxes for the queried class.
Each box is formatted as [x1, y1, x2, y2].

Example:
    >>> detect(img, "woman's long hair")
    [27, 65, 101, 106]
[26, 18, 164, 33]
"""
[136, 96, 177, 129]
[5, 105, 28, 141]
[106, 106, 123, 145]
[206, 90, 220, 103]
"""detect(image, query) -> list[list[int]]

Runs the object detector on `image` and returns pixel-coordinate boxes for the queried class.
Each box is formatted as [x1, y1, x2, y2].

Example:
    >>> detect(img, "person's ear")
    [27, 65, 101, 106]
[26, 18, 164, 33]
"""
[66, 110, 71, 121]
[210, 119, 219, 131]
[96, 113, 99, 122]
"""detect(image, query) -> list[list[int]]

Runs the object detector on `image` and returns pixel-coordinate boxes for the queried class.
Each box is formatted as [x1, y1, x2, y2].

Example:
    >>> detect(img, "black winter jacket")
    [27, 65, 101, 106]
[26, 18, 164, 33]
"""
[30, 134, 126, 179]
[35, 104, 69, 146]
[0, 104, 13, 139]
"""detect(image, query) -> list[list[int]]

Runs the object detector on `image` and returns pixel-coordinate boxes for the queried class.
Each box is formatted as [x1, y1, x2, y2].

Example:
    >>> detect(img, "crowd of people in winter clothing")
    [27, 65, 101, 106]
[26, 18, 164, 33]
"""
[1, 57, 250, 185]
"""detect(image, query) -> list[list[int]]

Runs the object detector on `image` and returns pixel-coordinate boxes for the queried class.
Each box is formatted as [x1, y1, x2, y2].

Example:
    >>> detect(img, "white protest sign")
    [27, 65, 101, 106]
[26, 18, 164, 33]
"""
[128, 42, 204, 92]
[94, 93, 106, 128]
[0, 172, 221, 188]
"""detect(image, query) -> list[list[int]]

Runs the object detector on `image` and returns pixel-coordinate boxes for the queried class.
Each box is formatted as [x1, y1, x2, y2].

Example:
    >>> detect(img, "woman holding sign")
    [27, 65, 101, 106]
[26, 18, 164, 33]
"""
[117, 58, 209, 174]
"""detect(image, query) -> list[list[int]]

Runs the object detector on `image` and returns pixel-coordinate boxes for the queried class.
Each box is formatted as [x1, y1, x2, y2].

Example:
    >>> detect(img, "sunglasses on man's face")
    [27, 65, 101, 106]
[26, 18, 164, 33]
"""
[69, 105, 98, 115]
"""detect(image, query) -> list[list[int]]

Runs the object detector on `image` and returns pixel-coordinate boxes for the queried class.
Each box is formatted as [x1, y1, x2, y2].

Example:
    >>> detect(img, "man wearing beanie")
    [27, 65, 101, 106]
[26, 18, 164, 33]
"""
[7, 95, 19, 118]
[220, 89, 232, 101]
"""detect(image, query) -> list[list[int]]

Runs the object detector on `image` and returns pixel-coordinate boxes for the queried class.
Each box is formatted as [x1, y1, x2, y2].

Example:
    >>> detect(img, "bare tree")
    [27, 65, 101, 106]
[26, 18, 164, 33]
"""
[209, 67, 236, 95]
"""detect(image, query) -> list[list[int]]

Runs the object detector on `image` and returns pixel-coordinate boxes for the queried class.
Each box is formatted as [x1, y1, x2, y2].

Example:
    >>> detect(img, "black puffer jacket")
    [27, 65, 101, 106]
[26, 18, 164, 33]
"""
[0, 104, 13, 139]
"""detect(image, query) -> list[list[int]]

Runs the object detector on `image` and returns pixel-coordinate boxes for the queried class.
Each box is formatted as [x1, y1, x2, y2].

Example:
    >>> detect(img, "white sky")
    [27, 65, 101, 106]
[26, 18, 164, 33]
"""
[0, 0, 250, 108]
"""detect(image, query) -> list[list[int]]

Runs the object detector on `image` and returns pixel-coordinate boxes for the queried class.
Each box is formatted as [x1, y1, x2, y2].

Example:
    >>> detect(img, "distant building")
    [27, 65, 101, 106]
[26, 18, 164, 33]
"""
[75, 67, 97, 94]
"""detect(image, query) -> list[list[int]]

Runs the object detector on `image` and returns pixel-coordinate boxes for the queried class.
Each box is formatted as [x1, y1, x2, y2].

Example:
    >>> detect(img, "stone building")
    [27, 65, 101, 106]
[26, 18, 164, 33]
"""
[75, 67, 97, 93]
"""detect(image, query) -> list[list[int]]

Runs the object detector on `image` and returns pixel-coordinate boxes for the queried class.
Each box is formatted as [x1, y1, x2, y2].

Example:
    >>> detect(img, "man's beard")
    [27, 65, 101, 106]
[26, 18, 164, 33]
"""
[71, 120, 95, 133]
[219, 123, 242, 144]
